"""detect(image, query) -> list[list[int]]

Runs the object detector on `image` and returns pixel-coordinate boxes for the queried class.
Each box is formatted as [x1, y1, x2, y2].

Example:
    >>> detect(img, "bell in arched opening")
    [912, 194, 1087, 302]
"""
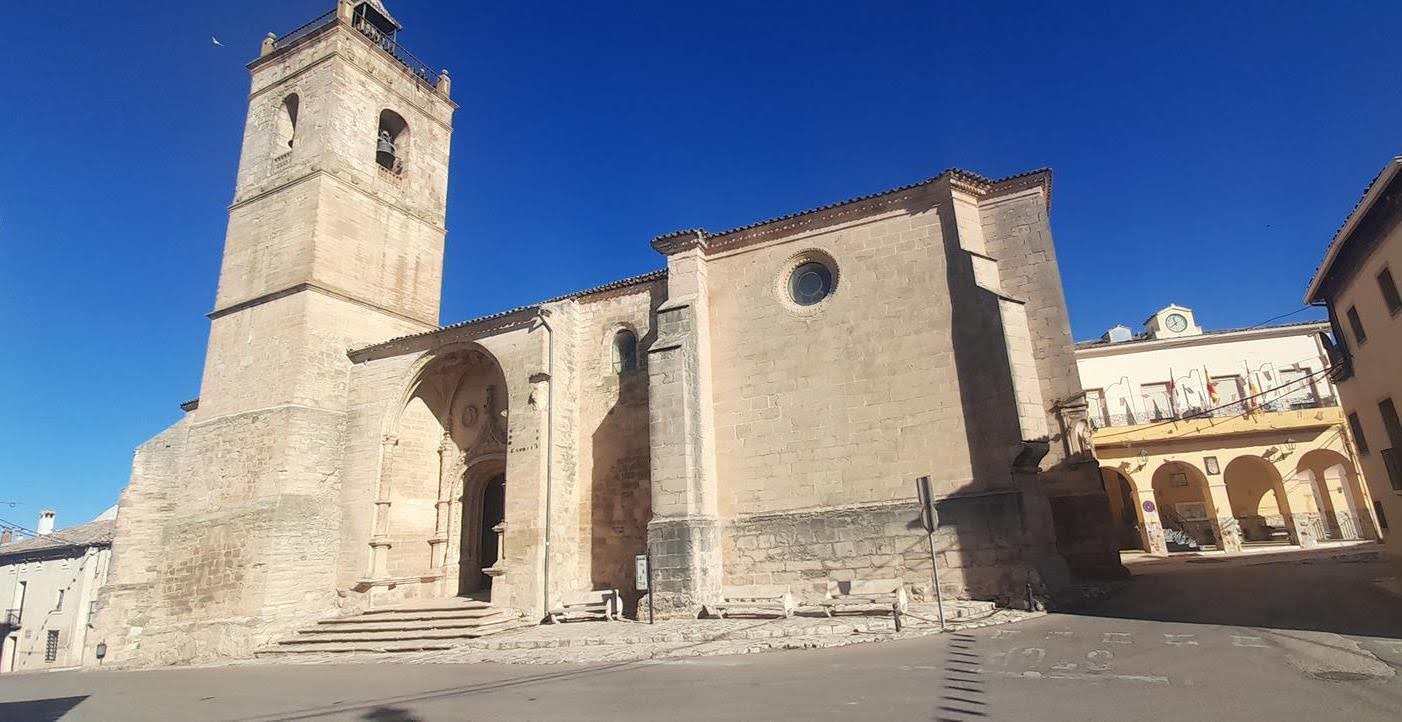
[376, 109, 409, 174]
[376, 130, 397, 170]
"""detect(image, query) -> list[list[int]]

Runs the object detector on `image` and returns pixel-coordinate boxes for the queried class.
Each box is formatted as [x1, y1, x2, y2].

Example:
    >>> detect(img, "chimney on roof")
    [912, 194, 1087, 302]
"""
[1, 528, 11, 545]
[1102, 325, 1134, 344]
[37, 510, 56, 536]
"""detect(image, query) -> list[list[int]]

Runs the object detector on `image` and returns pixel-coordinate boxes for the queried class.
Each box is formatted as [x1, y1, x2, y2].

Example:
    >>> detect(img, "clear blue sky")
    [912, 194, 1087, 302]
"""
[1, 1, 1397, 527]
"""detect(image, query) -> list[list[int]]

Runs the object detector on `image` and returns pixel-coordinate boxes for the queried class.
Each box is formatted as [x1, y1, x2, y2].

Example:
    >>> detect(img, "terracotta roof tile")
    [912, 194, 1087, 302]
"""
[350, 269, 667, 355]
[652, 167, 1052, 250]
[0, 519, 115, 560]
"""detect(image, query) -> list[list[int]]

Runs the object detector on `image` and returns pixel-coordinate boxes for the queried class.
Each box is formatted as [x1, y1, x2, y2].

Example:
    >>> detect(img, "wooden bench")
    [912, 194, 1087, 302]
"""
[547, 589, 620, 623]
[817, 579, 908, 617]
[712, 585, 796, 618]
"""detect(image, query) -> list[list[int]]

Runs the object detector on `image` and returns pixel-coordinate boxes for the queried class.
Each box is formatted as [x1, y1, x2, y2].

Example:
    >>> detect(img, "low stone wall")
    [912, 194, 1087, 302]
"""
[722, 493, 1053, 607]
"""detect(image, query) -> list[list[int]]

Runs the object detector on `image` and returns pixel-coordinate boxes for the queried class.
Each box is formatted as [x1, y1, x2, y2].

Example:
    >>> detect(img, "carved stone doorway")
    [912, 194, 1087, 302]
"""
[477, 474, 505, 590]
[458, 460, 506, 599]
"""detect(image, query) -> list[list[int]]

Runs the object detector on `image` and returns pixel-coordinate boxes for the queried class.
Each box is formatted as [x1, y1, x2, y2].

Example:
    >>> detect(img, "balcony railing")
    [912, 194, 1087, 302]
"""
[2, 608, 19, 628]
[1091, 397, 1336, 429]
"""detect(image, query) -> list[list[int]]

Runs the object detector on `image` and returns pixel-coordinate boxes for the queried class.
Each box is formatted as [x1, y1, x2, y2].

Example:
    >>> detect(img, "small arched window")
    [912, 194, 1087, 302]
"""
[612, 329, 638, 374]
[275, 94, 299, 154]
[376, 109, 409, 174]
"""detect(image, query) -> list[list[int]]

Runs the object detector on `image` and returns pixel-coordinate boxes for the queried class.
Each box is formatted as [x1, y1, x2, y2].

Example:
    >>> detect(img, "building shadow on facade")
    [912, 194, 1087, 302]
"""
[590, 364, 653, 617]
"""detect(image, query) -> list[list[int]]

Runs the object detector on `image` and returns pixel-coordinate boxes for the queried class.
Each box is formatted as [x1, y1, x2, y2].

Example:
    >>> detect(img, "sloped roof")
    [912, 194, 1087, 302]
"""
[652, 167, 1052, 254]
[356, 1, 401, 28]
[350, 269, 667, 356]
[1304, 156, 1402, 303]
[0, 519, 115, 560]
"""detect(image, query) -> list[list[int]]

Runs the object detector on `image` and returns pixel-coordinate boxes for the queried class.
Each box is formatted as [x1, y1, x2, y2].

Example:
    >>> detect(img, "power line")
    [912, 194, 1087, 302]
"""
[0, 517, 90, 550]
[1094, 364, 1335, 442]
[1243, 305, 1318, 331]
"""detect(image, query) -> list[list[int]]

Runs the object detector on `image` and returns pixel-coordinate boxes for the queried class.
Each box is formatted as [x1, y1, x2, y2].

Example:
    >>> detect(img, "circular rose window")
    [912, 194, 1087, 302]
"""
[789, 261, 835, 306]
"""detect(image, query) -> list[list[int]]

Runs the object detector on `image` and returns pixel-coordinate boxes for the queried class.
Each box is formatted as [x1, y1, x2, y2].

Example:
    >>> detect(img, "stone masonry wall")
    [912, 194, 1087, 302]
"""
[705, 188, 983, 515]
[724, 492, 1053, 606]
[571, 282, 663, 614]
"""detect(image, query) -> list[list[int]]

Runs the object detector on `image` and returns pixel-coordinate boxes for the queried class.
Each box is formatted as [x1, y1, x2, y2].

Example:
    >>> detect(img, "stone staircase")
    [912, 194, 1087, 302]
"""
[258, 598, 527, 657]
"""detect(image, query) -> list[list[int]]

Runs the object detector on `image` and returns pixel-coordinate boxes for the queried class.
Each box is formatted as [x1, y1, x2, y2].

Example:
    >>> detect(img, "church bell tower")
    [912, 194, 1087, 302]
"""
[197, 0, 456, 419]
[93, 1, 457, 667]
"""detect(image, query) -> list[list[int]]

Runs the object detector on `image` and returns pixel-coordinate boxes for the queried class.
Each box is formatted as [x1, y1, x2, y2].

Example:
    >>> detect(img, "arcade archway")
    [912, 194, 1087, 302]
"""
[1100, 467, 1144, 550]
[1222, 456, 1292, 544]
[1151, 462, 1217, 550]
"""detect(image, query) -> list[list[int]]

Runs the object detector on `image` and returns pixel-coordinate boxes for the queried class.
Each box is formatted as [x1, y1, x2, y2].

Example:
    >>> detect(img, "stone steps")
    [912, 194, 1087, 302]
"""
[316, 608, 503, 626]
[282, 619, 521, 645]
[355, 600, 493, 614]
[257, 599, 526, 657]
[304, 617, 507, 634]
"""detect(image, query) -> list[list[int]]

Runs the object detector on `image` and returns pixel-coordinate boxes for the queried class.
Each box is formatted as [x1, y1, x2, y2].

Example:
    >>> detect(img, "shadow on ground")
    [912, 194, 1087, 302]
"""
[937, 632, 989, 722]
[0, 695, 88, 721]
[1063, 547, 1402, 638]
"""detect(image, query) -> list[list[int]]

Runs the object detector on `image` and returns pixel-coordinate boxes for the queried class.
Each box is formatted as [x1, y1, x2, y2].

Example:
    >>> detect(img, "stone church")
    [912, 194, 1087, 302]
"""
[93, 1, 1120, 666]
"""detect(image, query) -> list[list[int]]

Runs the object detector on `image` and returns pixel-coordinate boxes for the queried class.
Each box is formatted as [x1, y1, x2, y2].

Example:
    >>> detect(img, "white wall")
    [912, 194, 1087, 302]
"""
[0, 546, 110, 673]
[1076, 324, 1334, 425]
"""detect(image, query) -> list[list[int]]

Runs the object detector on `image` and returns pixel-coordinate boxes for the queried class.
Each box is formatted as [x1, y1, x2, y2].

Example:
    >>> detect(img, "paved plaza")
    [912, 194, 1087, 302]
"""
[2, 545, 1399, 720]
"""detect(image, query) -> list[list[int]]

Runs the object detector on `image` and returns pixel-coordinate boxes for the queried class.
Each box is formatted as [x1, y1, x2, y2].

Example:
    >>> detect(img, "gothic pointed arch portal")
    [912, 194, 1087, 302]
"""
[375, 344, 512, 601]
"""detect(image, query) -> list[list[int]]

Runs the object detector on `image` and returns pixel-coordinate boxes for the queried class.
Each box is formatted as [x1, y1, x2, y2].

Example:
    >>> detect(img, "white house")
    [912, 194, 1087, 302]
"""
[0, 509, 114, 673]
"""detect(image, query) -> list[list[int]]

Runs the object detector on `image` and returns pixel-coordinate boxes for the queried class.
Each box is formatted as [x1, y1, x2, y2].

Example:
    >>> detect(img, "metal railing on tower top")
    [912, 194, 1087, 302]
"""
[349, 14, 437, 86]
[270, 9, 438, 88]
[273, 9, 337, 51]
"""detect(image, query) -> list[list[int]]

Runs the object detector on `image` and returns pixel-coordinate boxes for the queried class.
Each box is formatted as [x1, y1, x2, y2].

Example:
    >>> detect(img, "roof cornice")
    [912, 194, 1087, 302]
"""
[1305, 156, 1402, 303]
[1075, 320, 1330, 358]
[650, 167, 1052, 258]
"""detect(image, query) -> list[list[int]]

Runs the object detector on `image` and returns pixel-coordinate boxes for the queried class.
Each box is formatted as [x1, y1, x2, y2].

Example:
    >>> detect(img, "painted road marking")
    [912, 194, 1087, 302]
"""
[991, 629, 1022, 639]
[1102, 633, 1133, 645]
[978, 669, 1169, 685]
[1231, 635, 1269, 648]
[1163, 634, 1199, 646]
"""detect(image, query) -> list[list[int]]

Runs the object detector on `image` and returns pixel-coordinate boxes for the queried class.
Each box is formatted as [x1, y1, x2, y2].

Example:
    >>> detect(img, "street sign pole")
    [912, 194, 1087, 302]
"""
[916, 476, 947, 630]
[636, 553, 654, 624]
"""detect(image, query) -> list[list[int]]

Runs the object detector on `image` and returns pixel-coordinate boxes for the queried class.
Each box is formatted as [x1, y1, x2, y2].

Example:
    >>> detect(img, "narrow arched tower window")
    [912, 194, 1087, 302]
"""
[612, 329, 638, 374]
[275, 94, 299, 153]
[376, 109, 409, 174]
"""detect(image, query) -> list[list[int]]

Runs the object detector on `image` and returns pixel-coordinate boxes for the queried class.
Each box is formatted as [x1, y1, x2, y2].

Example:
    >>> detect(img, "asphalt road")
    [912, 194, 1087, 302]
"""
[3, 547, 1400, 721]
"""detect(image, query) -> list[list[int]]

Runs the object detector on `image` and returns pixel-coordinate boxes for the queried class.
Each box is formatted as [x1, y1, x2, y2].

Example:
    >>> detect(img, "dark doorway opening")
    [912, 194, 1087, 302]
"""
[477, 474, 505, 591]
